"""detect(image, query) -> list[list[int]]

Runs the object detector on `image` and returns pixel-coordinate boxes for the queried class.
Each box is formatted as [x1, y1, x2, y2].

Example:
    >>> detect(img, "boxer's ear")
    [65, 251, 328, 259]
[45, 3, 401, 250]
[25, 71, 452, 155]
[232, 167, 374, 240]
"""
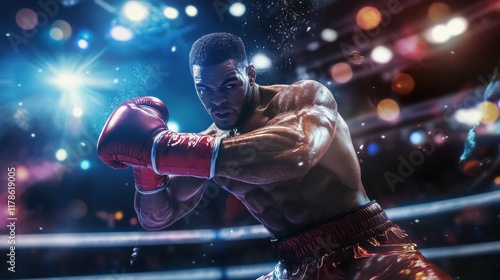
[247, 64, 256, 85]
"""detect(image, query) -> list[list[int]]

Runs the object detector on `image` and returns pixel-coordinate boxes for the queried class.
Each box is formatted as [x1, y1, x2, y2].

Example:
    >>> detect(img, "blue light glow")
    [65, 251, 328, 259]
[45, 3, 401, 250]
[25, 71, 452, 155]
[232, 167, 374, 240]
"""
[409, 131, 424, 145]
[367, 142, 380, 155]
[80, 160, 90, 170]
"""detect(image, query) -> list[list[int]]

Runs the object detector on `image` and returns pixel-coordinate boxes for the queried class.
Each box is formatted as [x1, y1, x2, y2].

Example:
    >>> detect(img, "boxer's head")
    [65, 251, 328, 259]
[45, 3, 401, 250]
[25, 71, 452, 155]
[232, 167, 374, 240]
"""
[189, 32, 256, 130]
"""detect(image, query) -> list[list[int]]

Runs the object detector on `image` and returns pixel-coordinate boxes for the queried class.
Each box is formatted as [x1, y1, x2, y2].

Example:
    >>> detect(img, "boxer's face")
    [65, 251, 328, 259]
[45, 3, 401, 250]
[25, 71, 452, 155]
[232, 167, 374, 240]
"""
[193, 59, 255, 130]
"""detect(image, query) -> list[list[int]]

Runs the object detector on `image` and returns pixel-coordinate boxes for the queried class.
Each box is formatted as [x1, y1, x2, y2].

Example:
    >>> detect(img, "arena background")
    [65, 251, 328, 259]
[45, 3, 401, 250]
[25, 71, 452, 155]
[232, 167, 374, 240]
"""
[1, 0, 499, 279]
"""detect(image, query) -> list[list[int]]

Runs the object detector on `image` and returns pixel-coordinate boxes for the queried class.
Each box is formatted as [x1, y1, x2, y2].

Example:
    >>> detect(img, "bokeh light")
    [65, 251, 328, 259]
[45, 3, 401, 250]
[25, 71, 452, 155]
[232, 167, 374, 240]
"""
[494, 176, 500, 185]
[110, 26, 133, 42]
[433, 132, 447, 145]
[163, 7, 179, 19]
[80, 160, 91, 170]
[394, 35, 428, 60]
[55, 149, 68, 161]
[114, 211, 124, 221]
[427, 24, 451, 43]
[409, 131, 425, 145]
[478, 101, 499, 124]
[77, 39, 89, 49]
[330, 62, 353, 84]
[371, 46, 393, 64]
[377, 98, 400, 121]
[123, 1, 149, 22]
[428, 2, 451, 21]
[321, 28, 338, 42]
[454, 108, 481, 125]
[68, 199, 88, 219]
[367, 142, 380, 155]
[356, 6, 382, 30]
[16, 165, 30, 183]
[50, 20, 72, 41]
[16, 8, 38, 30]
[447, 17, 468, 36]
[392, 73, 415, 95]
[251, 53, 272, 70]
[229, 3, 246, 17]
[185, 5, 198, 17]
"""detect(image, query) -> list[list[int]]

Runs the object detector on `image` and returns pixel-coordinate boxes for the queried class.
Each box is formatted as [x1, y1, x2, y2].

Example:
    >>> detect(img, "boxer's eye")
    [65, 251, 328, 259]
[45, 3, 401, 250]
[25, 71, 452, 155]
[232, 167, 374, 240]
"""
[224, 84, 236, 90]
[197, 87, 210, 95]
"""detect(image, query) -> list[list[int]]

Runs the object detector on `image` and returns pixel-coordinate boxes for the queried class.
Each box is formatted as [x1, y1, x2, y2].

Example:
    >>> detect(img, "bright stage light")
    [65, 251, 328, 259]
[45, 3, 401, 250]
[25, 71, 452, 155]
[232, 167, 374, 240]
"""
[185, 5, 198, 17]
[110, 26, 133, 42]
[72, 107, 83, 117]
[371, 46, 393, 64]
[123, 1, 149, 22]
[428, 24, 451, 43]
[229, 3, 246, 17]
[52, 72, 82, 90]
[447, 17, 468, 36]
[425, 17, 468, 44]
[163, 7, 179, 19]
[77, 39, 89, 49]
[167, 121, 180, 132]
[454, 108, 481, 125]
[251, 53, 272, 70]
[55, 149, 68, 161]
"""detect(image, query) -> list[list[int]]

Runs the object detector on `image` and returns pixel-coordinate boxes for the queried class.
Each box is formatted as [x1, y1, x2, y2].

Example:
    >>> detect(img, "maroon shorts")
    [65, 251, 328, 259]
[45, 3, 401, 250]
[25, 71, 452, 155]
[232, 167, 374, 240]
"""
[258, 201, 451, 280]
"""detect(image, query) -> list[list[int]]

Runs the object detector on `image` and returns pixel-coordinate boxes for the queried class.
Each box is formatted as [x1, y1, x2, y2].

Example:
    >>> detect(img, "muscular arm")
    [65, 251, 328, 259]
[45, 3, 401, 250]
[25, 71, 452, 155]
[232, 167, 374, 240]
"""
[134, 176, 211, 230]
[215, 80, 337, 184]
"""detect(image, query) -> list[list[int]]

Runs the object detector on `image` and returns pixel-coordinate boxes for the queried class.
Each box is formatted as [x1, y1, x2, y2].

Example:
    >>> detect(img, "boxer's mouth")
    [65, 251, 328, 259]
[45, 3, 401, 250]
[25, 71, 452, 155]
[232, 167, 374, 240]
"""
[211, 108, 234, 120]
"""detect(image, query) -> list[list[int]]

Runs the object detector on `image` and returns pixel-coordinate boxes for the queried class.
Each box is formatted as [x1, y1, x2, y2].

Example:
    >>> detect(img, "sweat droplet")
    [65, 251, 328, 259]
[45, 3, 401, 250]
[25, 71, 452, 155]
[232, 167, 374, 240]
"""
[130, 247, 140, 265]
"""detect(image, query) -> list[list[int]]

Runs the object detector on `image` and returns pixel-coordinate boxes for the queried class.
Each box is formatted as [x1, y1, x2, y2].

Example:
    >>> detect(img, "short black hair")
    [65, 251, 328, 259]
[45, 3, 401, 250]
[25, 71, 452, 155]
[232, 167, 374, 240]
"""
[189, 32, 248, 72]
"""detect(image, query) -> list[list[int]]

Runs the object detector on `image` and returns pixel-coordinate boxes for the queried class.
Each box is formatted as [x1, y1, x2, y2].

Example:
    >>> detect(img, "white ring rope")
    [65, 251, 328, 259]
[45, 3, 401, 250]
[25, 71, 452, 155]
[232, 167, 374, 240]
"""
[3, 189, 500, 249]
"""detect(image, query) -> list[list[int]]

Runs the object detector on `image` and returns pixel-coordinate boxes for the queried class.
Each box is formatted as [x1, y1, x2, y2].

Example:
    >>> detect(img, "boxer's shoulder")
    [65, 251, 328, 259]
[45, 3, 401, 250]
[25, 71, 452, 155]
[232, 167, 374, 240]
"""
[263, 80, 335, 113]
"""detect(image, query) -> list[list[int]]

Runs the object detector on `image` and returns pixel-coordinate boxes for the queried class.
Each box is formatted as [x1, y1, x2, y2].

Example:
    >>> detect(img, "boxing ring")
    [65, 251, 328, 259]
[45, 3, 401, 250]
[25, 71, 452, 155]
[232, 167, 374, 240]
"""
[4, 189, 500, 279]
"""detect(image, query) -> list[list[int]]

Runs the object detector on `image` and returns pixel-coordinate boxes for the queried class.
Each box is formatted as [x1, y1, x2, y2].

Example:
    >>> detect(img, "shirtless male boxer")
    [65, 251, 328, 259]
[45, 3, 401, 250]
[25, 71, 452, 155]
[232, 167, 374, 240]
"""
[97, 33, 451, 279]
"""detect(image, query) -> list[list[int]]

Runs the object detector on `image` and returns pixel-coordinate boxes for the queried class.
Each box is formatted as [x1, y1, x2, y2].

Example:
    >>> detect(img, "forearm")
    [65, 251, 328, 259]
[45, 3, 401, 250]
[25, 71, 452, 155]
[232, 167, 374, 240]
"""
[134, 176, 209, 230]
[134, 189, 176, 230]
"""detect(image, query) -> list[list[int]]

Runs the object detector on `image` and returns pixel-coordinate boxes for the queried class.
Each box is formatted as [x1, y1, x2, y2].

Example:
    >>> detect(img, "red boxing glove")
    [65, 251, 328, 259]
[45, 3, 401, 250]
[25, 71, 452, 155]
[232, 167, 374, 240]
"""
[133, 167, 167, 194]
[97, 96, 222, 178]
[97, 96, 169, 169]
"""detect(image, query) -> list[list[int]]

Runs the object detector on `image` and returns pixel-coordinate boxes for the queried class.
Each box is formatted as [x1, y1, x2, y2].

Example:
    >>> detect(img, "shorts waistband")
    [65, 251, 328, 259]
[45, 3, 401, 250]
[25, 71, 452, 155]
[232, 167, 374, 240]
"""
[271, 201, 393, 267]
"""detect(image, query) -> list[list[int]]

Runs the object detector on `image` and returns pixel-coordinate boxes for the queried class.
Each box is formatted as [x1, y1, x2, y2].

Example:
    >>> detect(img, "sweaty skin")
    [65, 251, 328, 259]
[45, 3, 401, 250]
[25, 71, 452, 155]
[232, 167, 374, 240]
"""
[134, 59, 370, 238]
